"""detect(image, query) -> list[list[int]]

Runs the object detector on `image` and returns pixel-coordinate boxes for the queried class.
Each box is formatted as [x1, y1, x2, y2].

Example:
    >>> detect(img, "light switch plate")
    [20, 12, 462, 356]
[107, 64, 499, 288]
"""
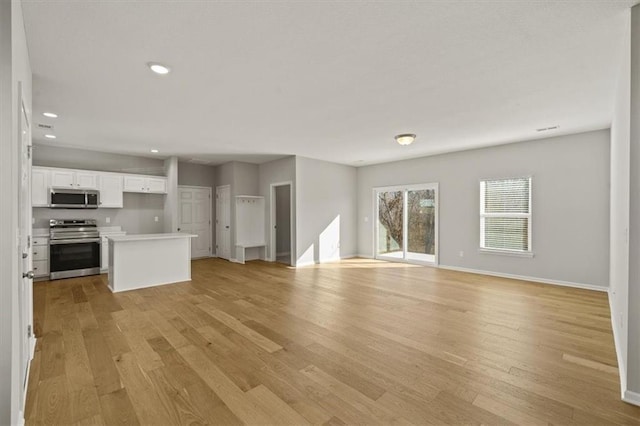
[106, 217, 111, 224]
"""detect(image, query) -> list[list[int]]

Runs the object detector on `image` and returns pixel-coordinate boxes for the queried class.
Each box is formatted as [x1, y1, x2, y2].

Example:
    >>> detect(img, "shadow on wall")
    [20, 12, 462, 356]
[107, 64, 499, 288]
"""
[298, 215, 341, 266]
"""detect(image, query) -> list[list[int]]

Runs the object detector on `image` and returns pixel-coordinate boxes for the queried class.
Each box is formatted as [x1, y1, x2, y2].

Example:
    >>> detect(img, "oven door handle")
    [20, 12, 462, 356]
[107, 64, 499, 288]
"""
[50, 238, 101, 245]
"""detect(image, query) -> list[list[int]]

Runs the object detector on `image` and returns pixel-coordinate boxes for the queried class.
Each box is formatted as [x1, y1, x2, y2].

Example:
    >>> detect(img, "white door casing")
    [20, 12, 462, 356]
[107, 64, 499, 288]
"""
[18, 91, 34, 413]
[216, 185, 231, 260]
[178, 186, 212, 259]
[269, 181, 294, 265]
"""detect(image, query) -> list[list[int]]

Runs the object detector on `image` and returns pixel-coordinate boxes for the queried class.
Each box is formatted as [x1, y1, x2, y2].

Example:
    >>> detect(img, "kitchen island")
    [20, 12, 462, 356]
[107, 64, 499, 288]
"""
[107, 233, 195, 293]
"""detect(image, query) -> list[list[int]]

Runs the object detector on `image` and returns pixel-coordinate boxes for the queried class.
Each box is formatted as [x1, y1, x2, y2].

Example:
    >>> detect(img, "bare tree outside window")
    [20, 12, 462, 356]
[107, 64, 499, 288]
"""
[378, 189, 436, 257]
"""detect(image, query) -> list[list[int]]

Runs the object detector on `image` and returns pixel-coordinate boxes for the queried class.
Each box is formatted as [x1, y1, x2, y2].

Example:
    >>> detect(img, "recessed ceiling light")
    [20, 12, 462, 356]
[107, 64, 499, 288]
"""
[150, 149, 159, 153]
[44, 134, 56, 139]
[43, 112, 58, 118]
[147, 62, 170, 75]
[395, 133, 416, 146]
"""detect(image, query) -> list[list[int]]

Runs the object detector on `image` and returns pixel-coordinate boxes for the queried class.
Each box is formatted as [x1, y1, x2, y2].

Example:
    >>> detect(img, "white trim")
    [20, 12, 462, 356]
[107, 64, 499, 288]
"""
[608, 289, 628, 398]
[356, 253, 374, 259]
[373, 182, 439, 266]
[623, 390, 640, 407]
[478, 248, 535, 258]
[269, 181, 294, 266]
[438, 264, 607, 292]
[20, 336, 36, 425]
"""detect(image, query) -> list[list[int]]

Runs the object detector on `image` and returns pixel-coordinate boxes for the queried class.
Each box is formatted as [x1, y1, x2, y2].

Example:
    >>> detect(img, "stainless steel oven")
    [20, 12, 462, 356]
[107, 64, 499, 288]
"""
[49, 219, 101, 280]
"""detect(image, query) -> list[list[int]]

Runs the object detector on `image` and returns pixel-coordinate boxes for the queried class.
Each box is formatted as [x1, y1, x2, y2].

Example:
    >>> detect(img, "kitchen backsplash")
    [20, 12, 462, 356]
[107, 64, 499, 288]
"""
[32, 192, 165, 234]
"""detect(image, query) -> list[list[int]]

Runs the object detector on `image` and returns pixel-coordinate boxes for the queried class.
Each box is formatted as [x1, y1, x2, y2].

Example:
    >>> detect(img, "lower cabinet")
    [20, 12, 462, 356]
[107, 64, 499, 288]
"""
[33, 237, 49, 278]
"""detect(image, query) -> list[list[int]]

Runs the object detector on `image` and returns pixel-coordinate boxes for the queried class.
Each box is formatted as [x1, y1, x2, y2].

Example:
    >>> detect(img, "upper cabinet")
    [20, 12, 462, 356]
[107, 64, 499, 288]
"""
[32, 166, 168, 208]
[98, 174, 124, 208]
[32, 168, 50, 207]
[50, 169, 99, 189]
[123, 175, 167, 194]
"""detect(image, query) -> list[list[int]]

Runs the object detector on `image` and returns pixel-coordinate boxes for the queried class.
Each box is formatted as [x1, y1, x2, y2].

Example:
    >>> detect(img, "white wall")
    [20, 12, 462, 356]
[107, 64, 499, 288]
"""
[627, 4, 640, 399]
[215, 161, 260, 258]
[258, 156, 296, 261]
[32, 194, 165, 234]
[33, 143, 165, 175]
[610, 9, 631, 395]
[33, 145, 168, 234]
[296, 157, 357, 265]
[357, 130, 610, 289]
[0, 0, 32, 423]
[163, 157, 179, 233]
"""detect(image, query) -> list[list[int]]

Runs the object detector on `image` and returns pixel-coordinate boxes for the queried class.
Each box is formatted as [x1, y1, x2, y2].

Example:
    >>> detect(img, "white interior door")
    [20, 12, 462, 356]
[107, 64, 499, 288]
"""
[18, 95, 33, 408]
[216, 185, 231, 260]
[178, 186, 212, 259]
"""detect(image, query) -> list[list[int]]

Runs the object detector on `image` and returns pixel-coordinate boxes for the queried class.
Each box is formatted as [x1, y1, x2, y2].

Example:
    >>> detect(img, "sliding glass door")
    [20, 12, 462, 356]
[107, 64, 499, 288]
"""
[376, 183, 438, 264]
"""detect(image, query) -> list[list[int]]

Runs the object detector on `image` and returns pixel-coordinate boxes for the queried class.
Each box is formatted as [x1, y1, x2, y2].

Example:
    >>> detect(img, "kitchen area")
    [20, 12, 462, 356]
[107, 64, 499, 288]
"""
[31, 144, 203, 291]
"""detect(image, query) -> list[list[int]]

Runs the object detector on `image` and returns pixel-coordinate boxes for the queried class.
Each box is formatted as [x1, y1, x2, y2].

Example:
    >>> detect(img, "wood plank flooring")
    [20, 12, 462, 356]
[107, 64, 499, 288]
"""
[25, 258, 640, 425]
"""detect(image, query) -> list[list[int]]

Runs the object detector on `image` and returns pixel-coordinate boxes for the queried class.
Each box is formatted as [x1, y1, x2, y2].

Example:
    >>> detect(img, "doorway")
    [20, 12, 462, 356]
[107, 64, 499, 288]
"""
[375, 183, 439, 265]
[270, 182, 293, 265]
[216, 185, 231, 260]
[178, 186, 212, 259]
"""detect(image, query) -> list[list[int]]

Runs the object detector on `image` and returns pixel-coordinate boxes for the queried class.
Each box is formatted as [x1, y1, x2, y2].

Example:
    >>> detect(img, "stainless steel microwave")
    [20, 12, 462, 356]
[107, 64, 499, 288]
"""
[50, 188, 100, 209]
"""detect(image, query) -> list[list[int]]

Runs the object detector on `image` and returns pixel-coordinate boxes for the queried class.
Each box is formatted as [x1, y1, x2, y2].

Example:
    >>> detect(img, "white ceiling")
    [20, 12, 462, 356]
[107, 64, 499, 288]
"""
[22, 0, 632, 166]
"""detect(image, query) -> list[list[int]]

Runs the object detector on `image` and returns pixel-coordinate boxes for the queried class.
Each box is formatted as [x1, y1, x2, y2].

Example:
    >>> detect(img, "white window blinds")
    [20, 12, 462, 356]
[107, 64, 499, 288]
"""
[480, 177, 531, 253]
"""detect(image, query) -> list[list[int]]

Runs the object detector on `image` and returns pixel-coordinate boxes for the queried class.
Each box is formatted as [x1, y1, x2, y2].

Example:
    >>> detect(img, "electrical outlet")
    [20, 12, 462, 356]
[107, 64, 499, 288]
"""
[105, 217, 111, 224]
[364, 216, 369, 223]
[154, 216, 159, 222]
[459, 251, 464, 257]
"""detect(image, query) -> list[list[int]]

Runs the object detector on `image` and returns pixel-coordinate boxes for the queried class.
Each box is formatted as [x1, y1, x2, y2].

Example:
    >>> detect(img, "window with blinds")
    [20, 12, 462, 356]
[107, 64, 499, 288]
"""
[480, 177, 531, 253]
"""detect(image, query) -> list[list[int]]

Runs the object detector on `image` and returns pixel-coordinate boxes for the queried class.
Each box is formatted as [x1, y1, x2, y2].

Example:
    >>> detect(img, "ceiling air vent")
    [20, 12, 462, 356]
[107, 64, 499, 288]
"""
[37, 123, 54, 130]
[536, 125, 559, 132]
[188, 158, 212, 165]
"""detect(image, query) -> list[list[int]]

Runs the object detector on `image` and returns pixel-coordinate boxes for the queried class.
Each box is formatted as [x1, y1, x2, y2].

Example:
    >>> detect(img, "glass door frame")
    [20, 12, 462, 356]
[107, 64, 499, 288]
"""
[373, 183, 439, 266]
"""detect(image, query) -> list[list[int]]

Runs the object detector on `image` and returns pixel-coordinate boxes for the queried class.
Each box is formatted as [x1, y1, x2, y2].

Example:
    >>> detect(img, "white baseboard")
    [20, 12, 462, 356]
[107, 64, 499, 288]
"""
[623, 390, 640, 407]
[438, 264, 607, 292]
[21, 336, 37, 425]
[608, 289, 628, 397]
[356, 254, 374, 259]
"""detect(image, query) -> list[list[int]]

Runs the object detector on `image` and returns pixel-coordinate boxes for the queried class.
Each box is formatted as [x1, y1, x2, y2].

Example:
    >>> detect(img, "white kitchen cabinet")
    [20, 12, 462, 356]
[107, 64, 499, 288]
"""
[99, 174, 123, 208]
[32, 167, 50, 207]
[50, 168, 98, 189]
[32, 237, 49, 278]
[146, 177, 167, 194]
[50, 169, 75, 188]
[123, 175, 167, 194]
[123, 175, 147, 193]
[76, 171, 99, 189]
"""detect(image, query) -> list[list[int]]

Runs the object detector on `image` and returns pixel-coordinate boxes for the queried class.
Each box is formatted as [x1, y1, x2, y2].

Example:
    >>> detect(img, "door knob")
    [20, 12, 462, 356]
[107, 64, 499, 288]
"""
[177, 228, 181, 231]
[225, 226, 230, 229]
[22, 271, 34, 279]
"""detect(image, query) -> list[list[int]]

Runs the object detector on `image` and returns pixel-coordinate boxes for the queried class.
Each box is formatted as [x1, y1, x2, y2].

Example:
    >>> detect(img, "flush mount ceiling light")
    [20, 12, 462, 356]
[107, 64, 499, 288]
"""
[44, 134, 56, 139]
[147, 62, 171, 75]
[395, 133, 416, 146]
[150, 149, 159, 153]
[43, 112, 58, 118]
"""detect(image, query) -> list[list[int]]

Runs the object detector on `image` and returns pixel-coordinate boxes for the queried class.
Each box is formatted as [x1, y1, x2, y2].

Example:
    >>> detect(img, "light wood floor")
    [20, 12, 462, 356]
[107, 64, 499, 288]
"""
[25, 258, 640, 425]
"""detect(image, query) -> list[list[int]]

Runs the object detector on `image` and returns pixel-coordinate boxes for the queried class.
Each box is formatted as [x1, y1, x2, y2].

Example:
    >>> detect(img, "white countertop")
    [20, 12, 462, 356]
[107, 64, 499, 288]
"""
[107, 233, 196, 242]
